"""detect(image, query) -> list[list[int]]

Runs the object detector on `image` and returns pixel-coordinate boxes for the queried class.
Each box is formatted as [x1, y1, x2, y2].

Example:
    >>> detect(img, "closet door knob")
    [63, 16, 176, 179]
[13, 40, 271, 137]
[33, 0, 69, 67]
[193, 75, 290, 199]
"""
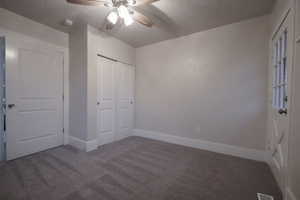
[7, 104, 15, 109]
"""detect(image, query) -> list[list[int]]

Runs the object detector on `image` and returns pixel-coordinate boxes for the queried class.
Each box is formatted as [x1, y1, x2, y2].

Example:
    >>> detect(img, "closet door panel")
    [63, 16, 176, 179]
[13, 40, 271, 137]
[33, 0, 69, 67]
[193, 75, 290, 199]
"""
[97, 56, 135, 144]
[116, 63, 134, 140]
[97, 57, 115, 143]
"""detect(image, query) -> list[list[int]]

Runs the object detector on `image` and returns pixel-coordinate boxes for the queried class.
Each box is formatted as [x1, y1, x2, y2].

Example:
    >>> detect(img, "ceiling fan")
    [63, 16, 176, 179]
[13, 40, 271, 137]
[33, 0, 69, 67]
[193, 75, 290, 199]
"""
[66, 0, 159, 29]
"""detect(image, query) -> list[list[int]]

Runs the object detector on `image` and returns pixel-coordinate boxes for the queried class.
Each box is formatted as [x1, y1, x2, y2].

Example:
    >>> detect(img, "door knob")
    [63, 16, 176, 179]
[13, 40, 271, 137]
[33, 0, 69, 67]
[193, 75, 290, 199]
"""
[278, 108, 287, 115]
[7, 104, 15, 109]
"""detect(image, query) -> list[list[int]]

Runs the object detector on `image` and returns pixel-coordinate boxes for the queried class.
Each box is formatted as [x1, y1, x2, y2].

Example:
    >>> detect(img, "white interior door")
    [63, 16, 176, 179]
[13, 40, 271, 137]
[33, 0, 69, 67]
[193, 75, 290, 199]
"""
[270, 13, 293, 191]
[97, 57, 116, 144]
[6, 38, 64, 160]
[116, 63, 134, 140]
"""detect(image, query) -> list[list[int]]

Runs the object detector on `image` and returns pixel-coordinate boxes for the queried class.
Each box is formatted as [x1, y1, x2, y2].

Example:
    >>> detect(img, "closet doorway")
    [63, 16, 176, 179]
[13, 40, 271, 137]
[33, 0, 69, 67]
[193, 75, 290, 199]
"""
[97, 55, 134, 144]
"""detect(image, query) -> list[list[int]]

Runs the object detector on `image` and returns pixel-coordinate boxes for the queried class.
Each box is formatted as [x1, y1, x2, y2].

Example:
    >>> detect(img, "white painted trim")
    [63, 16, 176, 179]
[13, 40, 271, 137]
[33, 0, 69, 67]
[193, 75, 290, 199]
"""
[63, 49, 70, 146]
[98, 133, 115, 146]
[68, 136, 85, 151]
[68, 136, 98, 152]
[86, 139, 99, 152]
[133, 129, 267, 162]
[286, 188, 297, 200]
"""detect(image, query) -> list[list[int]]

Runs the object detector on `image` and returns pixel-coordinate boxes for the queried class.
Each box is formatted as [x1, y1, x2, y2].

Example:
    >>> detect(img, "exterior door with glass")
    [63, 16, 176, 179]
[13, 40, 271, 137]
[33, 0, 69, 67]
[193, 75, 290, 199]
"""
[270, 12, 293, 191]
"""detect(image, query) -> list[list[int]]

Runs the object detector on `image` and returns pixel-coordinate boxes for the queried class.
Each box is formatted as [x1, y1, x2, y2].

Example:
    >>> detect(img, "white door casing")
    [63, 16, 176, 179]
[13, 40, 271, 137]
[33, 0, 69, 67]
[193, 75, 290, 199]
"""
[270, 12, 293, 192]
[116, 62, 134, 140]
[97, 57, 116, 143]
[6, 38, 64, 160]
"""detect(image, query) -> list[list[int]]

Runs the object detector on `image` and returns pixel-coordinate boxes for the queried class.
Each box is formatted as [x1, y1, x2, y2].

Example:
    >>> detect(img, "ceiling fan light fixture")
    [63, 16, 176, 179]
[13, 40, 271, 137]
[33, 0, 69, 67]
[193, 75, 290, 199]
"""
[124, 14, 134, 26]
[107, 11, 118, 24]
[117, 5, 127, 19]
[118, 5, 134, 26]
[127, 0, 136, 6]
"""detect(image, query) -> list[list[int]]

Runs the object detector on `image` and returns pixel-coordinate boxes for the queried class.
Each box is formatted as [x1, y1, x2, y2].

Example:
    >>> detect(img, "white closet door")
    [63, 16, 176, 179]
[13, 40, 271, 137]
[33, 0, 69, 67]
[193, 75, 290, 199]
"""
[6, 38, 64, 160]
[97, 57, 116, 144]
[116, 63, 134, 140]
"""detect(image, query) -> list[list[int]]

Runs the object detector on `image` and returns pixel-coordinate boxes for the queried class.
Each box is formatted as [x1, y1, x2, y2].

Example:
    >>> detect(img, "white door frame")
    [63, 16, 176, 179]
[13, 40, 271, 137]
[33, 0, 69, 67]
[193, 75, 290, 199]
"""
[0, 29, 69, 159]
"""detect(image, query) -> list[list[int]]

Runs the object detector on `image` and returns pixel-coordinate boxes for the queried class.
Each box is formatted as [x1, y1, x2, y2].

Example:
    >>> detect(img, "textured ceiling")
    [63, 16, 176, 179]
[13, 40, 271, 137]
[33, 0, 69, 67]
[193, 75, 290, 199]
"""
[0, 0, 275, 47]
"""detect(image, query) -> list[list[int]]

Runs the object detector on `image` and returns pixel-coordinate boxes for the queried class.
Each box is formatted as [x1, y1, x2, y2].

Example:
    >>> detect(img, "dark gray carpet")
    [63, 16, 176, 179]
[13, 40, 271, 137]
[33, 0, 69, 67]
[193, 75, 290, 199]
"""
[0, 136, 282, 200]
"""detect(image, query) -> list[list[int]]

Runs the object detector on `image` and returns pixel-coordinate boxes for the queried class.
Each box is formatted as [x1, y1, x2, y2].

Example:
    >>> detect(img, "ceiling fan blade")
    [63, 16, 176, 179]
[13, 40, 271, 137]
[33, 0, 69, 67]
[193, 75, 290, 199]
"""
[66, 0, 109, 6]
[133, 0, 159, 6]
[132, 10, 154, 27]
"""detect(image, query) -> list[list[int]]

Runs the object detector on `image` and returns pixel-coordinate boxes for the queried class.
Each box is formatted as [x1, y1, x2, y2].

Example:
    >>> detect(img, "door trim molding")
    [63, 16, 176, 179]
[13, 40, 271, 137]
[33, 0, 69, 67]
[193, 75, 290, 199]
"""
[133, 129, 267, 162]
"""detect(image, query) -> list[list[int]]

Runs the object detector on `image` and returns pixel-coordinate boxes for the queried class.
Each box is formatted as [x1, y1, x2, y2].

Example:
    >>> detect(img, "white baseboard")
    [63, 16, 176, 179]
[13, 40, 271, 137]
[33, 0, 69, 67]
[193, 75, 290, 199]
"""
[286, 188, 297, 200]
[98, 132, 115, 146]
[86, 139, 98, 152]
[69, 132, 127, 152]
[133, 129, 266, 162]
[68, 136, 98, 152]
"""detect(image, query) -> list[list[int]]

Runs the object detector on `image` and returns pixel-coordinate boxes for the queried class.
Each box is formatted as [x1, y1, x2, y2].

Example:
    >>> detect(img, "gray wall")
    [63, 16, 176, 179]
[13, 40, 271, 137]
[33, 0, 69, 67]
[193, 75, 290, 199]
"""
[0, 8, 68, 48]
[69, 22, 88, 140]
[135, 16, 270, 150]
[271, 0, 292, 31]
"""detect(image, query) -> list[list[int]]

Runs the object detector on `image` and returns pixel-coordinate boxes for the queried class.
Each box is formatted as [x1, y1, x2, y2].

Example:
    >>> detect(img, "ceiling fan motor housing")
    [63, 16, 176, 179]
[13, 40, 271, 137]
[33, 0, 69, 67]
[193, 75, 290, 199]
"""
[110, 0, 137, 7]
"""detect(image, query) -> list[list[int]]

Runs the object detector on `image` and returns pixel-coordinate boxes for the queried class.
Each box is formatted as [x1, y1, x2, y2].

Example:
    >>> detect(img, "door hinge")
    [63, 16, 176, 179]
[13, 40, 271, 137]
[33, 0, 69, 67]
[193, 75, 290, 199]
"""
[62, 94, 64, 101]
[62, 128, 64, 133]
